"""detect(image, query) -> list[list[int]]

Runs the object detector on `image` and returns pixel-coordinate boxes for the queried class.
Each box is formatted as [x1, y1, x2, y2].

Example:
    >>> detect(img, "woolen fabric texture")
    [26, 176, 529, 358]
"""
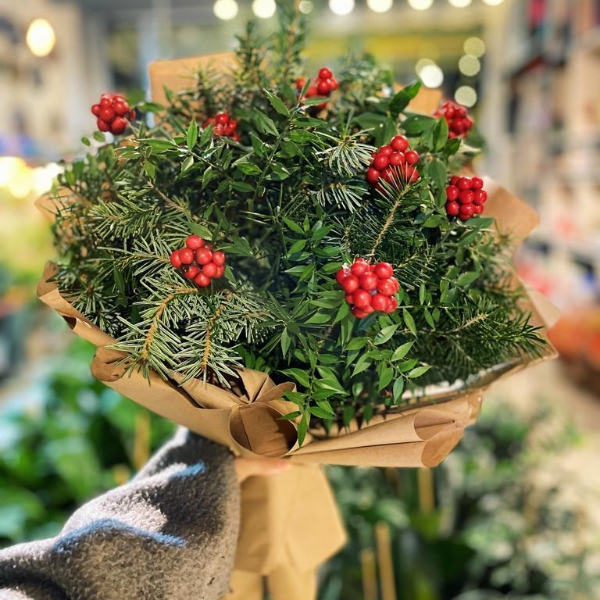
[0, 428, 240, 600]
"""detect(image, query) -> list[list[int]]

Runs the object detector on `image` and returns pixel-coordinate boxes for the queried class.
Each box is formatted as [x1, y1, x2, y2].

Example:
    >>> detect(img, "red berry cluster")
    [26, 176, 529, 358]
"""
[436, 101, 473, 139]
[445, 176, 487, 221]
[169, 235, 226, 288]
[91, 94, 135, 135]
[296, 67, 338, 110]
[366, 135, 420, 188]
[336, 259, 400, 319]
[203, 112, 240, 142]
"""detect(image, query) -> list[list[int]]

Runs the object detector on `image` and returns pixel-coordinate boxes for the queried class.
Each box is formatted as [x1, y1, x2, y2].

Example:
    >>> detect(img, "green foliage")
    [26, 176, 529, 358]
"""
[0, 339, 175, 546]
[322, 403, 600, 600]
[49, 4, 545, 430]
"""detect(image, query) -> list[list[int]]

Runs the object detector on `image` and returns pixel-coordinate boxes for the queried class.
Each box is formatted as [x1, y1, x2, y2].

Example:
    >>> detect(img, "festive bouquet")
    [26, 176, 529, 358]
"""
[36, 8, 556, 597]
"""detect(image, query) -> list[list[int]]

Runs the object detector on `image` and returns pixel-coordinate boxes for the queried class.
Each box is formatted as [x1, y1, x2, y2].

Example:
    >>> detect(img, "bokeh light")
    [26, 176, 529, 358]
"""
[299, 0, 314, 13]
[458, 55, 481, 76]
[213, 0, 239, 20]
[252, 0, 277, 19]
[448, 0, 472, 7]
[464, 37, 486, 57]
[420, 64, 444, 88]
[367, 0, 393, 13]
[329, 0, 355, 15]
[26, 19, 56, 58]
[407, 0, 433, 10]
[455, 85, 478, 107]
[483, 0, 505, 5]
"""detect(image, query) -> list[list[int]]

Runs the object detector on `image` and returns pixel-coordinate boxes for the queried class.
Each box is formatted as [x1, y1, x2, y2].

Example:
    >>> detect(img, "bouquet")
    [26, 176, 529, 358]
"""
[36, 6, 556, 598]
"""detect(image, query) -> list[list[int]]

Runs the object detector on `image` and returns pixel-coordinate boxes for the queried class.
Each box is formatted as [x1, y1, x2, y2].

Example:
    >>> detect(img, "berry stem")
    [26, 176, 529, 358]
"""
[200, 291, 233, 374]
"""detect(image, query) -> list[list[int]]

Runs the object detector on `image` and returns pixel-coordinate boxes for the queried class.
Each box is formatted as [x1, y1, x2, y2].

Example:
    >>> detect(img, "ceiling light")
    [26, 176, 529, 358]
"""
[448, 0, 472, 6]
[407, 0, 433, 10]
[252, 0, 277, 19]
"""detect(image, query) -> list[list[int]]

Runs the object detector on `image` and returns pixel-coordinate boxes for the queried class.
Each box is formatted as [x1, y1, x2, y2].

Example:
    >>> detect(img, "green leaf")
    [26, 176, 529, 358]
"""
[378, 366, 394, 390]
[389, 80, 421, 116]
[288, 239, 307, 255]
[181, 155, 194, 172]
[402, 114, 435, 135]
[456, 271, 480, 287]
[254, 112, 279, 137]
[374, 324, 399, 345]
[81, 137, 91, 147]
[393, 377, 405, 402]
[298, 412, 309, 446]
[408, 365, 430, 379]
[280, 329, 291, 356]
[186, 120, 199, 150]
[310, 407, 335, 420]
[93, 131, 106, 143]
[403, 309, 417, 336]
[279, 411, 301, 421]
[143, 161, 156, 179]
[265, 90, 289, 116]
[346, 337, 368, 351]
[433, 117, 449, 151]
[305, 312, 330, 325]
[281, 368, 311, 388]
[189, 222, 212, 239]
[283, 217, 305, 235]
[352, 355, 372, 377]
[391, 341, 413, 361]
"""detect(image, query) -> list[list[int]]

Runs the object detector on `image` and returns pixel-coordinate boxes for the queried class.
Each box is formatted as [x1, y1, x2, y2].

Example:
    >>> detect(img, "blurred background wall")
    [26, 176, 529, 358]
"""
[1, 0, 600, 598]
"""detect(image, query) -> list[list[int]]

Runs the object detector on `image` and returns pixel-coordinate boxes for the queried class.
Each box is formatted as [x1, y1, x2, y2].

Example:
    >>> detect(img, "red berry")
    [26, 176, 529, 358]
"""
[129, 110, 136, 121]
[377, 279, 396, 296]
[196, 248, 213, 265]
[317, 80, 331, 95]
[459, 204, 475, 221]
[97, 119, 110, 132]
[113, 101, 129, 117]
[371, 293, 389, 312]
[473, 190, 488, 205]
[170, 250, 182, 268]
[373, 262, 393, 279]
[202, 262, 218, 278]
[99, 108, 115, 123]
[446, 185, 459, 201]
[359, 273, 379, 291]
[216, 113, 229, 125]
[389, 152, 405, 166]
[457, 177, 471, 190]
[404, 166, 420, 183]
[296, 77, 306, 89]
[186, 235, 204, 250]
[100, 97, 112, 109]
[351, 260, 370, 277]
[471, 177, 484, 190]
[389, 278, 400, 293]
[352, 307, 370, 319]
[180, 248, 194, 264]
[214, 266, 225, 279]
[336, 268, 350, 284]
[319, 67, 333, 80]
[367, 168, 380, 184]
[111, 118, 127, 135]
[329, 78, 339, 90]
[341, 274, 359, 293]
[195, 273, 211, 287]
[353, 289, 372, 308]
[459, 190, 474, 204]
[212, 250, 226, 266]
[405, 150, 419, 165]
[378, 145, 393, 157]
[450, 176, 460, 186]
[373, 155, 389, 171]
[91, 104, 101, 116]
[391, 135, 409, 152]
[473, 204, 483, 215]
[384, 297, 398, 314]
[446, 201, 460, 217]
[184, 264, 200, 280]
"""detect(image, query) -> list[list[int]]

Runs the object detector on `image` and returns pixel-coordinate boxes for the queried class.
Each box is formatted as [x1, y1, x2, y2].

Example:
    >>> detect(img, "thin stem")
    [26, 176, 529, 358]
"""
[368, 184, 412, 257]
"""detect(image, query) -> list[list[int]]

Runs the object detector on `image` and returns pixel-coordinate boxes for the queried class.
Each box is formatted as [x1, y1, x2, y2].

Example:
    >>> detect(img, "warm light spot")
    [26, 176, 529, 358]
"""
[213, 0, 239, 20]
[26, 19, 56, 57]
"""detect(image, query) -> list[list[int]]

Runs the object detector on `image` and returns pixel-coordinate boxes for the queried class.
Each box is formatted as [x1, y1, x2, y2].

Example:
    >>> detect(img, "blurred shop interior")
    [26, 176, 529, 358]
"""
[1, 0, 600, 598]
